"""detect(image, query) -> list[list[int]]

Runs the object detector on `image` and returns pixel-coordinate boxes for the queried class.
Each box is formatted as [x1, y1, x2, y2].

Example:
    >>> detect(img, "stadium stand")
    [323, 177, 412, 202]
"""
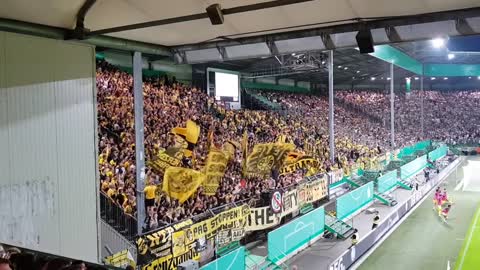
[334, 89, 480, 144]
[97, 60, 480, 239]
[96, 60, 379, 234]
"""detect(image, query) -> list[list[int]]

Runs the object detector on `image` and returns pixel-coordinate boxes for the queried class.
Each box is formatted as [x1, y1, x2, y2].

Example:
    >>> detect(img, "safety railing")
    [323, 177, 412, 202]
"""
[100, 192, 138, 241]
[100, 219, 137, 260]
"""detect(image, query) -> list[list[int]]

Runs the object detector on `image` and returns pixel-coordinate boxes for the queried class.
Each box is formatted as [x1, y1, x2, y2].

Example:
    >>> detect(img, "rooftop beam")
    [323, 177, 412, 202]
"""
[0, 18, 173, 57]
[217, 45, 228, 61]
[455, 18, 475, 35]
[66, 0, 97, 40]
[88, 0, 314, 36]
[385, 26, 401, 43]
[266, 38, 280, 56]
[173, 7, 480, 52]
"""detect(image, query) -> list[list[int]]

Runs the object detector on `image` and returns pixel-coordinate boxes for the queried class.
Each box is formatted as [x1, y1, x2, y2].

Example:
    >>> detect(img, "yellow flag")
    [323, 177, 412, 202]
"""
[284, 151, 305, 165]
[171, 120, 200, 157]
[147, 147, 184, 174]
[277, 134, 287, 143]
[244, 143, 295, 178]
[242, 131, 248, 174]
[280, 156, 320, 176]
[222, 141, 239, 161]
[162, 167, 204, 204]
[203, 149, 229, 195]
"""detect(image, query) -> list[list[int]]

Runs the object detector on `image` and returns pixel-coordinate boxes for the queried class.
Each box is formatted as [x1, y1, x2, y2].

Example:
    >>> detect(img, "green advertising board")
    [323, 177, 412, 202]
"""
[377, 170, 398, 194]
[400, 155, 427, 180]
[267, 206, 325, 263]
[201, 246, 245, 270]
[336, 181, 374, 220]
[428, 145, 448, 162]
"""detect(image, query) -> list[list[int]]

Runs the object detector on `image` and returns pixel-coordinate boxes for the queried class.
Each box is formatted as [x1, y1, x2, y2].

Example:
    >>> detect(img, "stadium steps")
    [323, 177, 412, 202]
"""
[397, 180, 412, 190]
[345, 177, 363, 188]
[244, 90, 282, 111]
[363, 170, 380, 182]
[374, 192, 397, 206]
[245, 252, 285, 270]
[325, 213, 355, 239]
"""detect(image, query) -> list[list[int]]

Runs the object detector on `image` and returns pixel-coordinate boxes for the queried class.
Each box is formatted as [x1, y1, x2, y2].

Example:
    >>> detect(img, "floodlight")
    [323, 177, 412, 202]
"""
[432, 38, 445, 48]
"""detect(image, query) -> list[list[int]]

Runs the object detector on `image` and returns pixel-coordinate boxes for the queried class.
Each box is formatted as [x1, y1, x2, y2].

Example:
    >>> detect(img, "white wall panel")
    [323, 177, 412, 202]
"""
[278, 78, 295, 87]
[0, 31, 98, 262]
[297, 81, 311, 89]
[256, 77, 276, 84]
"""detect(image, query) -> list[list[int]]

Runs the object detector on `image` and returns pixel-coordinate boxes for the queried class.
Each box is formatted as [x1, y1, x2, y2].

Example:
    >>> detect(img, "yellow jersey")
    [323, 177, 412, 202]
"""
[144, 185, 157, 200]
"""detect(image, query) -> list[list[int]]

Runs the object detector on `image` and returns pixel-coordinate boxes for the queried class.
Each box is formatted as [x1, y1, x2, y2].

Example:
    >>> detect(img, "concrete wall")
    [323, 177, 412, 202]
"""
[0, 31, 99, 262]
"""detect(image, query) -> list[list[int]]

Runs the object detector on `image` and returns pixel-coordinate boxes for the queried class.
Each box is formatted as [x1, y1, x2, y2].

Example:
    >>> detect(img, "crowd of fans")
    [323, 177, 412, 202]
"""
[334, 89, 480, 145]
[256, 90, 394, 150]
[96, 61, 376, 230]
[97, 59, 480, 231]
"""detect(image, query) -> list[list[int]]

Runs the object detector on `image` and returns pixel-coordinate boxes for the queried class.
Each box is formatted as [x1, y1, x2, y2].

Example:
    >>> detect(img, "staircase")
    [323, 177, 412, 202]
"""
[385, 160, 405, 171]
[374, 192, 398, 206]
[363, 170, 380, 182]
[325, 214, 355, 239]
[245, 252, 286, 270]
[244, 90, 282, 111]
[397, 180, 412, 190]
[346, 177, 363, 188]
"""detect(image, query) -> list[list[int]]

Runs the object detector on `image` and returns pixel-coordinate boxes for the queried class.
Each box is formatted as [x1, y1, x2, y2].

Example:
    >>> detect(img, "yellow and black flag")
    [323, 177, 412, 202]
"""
[244, 143, 295, 178]
[223, 140, 240, 161]
[148, 146, 184, 174]
[280, 156, 320, 176]
[162, 167, 205, 204]
[242, 131, 249, 174]
[203, 149, 229, 195]
[284, 151, 305, 165]
[171, 120, 200, 157]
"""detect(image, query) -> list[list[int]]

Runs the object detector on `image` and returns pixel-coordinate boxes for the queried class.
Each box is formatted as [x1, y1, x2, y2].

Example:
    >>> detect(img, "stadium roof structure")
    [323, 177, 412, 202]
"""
[2, 0, 480, 86]
[1, 1, 480, 57]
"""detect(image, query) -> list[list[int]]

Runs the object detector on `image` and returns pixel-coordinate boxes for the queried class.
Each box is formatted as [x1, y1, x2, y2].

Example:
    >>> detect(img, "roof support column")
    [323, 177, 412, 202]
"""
[328, 50, 335, 163]
[421, 64, 425, 139]
[133, 51, 146, 233]
[390, 62, 395, 149]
